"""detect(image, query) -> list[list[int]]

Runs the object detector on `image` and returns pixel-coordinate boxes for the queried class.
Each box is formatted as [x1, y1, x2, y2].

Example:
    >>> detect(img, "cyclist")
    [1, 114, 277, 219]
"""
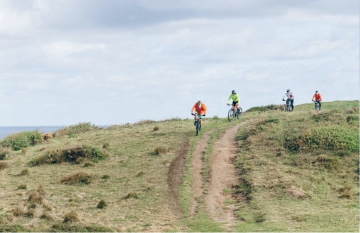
[312, 90, 322, 110]
[227, 90, 240, 114]
[282, 89, 294, 111]
[191, 101, 207, 130]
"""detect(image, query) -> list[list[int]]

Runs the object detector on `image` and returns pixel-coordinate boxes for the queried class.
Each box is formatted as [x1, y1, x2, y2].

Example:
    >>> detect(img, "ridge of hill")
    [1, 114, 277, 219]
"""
[0, 100, 358, 232]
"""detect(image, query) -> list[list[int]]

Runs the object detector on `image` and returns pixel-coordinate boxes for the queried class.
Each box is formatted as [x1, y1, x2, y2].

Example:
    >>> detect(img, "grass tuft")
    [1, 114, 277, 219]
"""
[154, 146, 167, 155]
[54, 122, 100, 137]
[0, 161, 9, 170]
[18, 184, 27, 190]
[0, 148, 10, 160]
[19, 169, 29, 176]
[63, 210, 79, 223]
[97, 200, 107, 209]
[61, 172, 92, 185]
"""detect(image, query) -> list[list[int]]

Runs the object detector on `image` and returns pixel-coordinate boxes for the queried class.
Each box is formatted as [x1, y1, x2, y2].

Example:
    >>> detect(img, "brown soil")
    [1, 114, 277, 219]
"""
[168, 137, 190, 218]
[204, 123, 245, 231]
[189, 129, 214, 216]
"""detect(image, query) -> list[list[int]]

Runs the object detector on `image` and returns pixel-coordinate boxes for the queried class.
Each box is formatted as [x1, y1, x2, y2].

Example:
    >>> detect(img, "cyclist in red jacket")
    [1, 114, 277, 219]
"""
[312, 90, 322, 110]
[191, 101, 207, 129]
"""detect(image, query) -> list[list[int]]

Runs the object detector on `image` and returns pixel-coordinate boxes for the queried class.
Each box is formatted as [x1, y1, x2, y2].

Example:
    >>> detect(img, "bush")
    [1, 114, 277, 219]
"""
[284, 126, 359, 154]
[154, 146, 167, 155]
[153, 126, 160, 131]
[54, 122, 99, 137]
[0, 131, 42, 151]
[63, 210, 79, 223]
[30, 145, 108, 166]
[246, 104, 282, 112]
[97, 200, 107, 209]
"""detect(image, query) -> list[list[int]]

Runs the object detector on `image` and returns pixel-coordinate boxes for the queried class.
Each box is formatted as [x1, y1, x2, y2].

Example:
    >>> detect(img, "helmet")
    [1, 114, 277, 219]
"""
[197, 100, 201, 105]
[315, 90, 318, 93]
[287, 89, 290, 92]
[232, 90, 236, 94]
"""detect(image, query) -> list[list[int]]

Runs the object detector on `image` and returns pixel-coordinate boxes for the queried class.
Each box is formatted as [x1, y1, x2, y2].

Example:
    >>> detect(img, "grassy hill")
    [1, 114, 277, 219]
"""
[0, 100, 358, 232]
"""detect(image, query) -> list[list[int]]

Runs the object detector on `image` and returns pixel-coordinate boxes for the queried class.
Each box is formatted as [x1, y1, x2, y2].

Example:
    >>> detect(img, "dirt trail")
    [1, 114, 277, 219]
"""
[189, 129, 213, 217]
[205, 123, 244, 230]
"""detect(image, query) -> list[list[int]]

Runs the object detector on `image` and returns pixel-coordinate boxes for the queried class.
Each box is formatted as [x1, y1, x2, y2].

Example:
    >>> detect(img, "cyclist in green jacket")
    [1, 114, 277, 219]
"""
[227, 90, 240, 115]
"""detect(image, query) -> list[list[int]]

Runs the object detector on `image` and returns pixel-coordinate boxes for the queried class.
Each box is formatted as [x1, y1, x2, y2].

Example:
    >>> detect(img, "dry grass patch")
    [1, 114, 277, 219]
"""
[63, 210, 79, 223]
[154, 146, 167, 155]
[286, 185, 306, 199]
[0, 148, 10, 160]
[60, 172, 92, 185]
[19, 168, 29, 176]
[0, 161, 8, 170]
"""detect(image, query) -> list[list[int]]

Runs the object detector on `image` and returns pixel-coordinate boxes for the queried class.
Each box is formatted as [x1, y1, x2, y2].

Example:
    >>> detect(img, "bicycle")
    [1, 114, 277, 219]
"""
[283, 99, 293, 112]
[227, 104, 242, 122]
[314, 101, 320, 110]
[191, 111, 204, 136]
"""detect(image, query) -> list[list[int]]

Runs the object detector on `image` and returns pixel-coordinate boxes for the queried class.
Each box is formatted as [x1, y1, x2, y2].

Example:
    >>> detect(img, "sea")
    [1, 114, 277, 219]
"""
[0, 126, 63, 140]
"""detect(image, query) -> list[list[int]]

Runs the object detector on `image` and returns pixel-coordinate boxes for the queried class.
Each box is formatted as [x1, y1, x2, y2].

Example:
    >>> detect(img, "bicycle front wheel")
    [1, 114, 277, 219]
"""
[236, 107, 243, 119]
[195, 122, 199, 136]
[228, 109, 234, 122]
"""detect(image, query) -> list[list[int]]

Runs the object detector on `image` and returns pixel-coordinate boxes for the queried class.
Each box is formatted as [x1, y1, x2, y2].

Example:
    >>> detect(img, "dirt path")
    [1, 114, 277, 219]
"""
[189, 129, 213, 217]
[204, 123, 244, 231]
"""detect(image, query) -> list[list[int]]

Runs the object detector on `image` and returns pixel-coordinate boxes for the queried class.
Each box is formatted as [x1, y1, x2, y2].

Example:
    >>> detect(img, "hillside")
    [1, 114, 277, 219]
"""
[0, 100, 358, 232]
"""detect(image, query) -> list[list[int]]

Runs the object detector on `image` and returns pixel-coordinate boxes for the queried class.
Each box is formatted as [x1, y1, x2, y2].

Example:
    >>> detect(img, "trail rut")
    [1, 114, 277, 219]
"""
[204, 123, 244, 230]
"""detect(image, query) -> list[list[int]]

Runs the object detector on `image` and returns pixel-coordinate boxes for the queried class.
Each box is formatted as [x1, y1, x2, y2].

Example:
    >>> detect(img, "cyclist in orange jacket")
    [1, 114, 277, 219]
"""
[191, 101, 207, 130]
[312, 90, 322, 110]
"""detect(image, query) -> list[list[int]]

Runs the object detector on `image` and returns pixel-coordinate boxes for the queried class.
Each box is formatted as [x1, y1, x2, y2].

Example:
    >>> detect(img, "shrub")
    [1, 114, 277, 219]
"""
[54, 122, 99, 137]
[30, 145, 108, 166]
[154, 146, 167, 155]
[61, 172, 92, 185]
[284, 126, 359, 154]
[153, 126, 160, 131]
[97, 200, 107, 209]
[246, 104, 282, 112]
[63, 210, 79, 223]
[0, 131, 42, 151]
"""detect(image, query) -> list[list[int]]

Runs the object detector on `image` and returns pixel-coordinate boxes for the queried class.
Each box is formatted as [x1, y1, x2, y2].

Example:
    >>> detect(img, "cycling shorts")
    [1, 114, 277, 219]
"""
[232, 101, 238, 106]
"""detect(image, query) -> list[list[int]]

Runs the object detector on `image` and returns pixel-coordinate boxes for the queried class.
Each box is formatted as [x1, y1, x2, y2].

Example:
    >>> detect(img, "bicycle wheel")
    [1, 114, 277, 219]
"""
[195, 121, 199, 136]
[236, 107, 243, 119]
[228, 109, 234, 122]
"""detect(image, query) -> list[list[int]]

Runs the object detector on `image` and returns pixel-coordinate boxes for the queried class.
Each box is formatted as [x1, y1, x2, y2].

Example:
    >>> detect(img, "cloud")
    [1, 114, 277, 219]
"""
[0, 0, 358, 125]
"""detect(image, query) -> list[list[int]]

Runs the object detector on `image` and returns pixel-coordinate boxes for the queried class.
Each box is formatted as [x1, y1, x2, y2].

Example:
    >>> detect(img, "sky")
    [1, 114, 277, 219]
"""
[0, 0, 359, 126]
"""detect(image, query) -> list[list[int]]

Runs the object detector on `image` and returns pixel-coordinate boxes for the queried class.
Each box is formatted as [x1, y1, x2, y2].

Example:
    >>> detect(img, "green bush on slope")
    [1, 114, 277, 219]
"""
[0, 131, 42, 151]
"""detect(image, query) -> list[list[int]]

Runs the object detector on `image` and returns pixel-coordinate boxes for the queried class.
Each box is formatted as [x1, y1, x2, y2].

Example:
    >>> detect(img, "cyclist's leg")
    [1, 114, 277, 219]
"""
[232, 101, 237, 113]
[318, 101, 321, 110]
[291, 99, 294, 110]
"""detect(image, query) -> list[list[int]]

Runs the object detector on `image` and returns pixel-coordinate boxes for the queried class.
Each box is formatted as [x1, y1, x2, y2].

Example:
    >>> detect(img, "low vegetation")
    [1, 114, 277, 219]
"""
[0, 131, 42, 151]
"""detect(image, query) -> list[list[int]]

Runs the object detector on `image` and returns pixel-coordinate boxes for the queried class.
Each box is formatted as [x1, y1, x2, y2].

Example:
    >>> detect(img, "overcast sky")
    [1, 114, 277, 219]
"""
[0, 0, 359, 126]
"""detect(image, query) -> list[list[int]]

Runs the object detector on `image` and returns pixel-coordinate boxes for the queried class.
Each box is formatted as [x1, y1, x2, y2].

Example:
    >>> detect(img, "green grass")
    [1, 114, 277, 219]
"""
[0, 100, 358, 232]
[233, 100, 359, 232]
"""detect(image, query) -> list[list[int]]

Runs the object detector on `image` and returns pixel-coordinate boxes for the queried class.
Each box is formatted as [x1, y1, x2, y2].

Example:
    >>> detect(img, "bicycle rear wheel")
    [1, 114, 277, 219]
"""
[236, 107, 243, 119]
[228, 109, 234, 122]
